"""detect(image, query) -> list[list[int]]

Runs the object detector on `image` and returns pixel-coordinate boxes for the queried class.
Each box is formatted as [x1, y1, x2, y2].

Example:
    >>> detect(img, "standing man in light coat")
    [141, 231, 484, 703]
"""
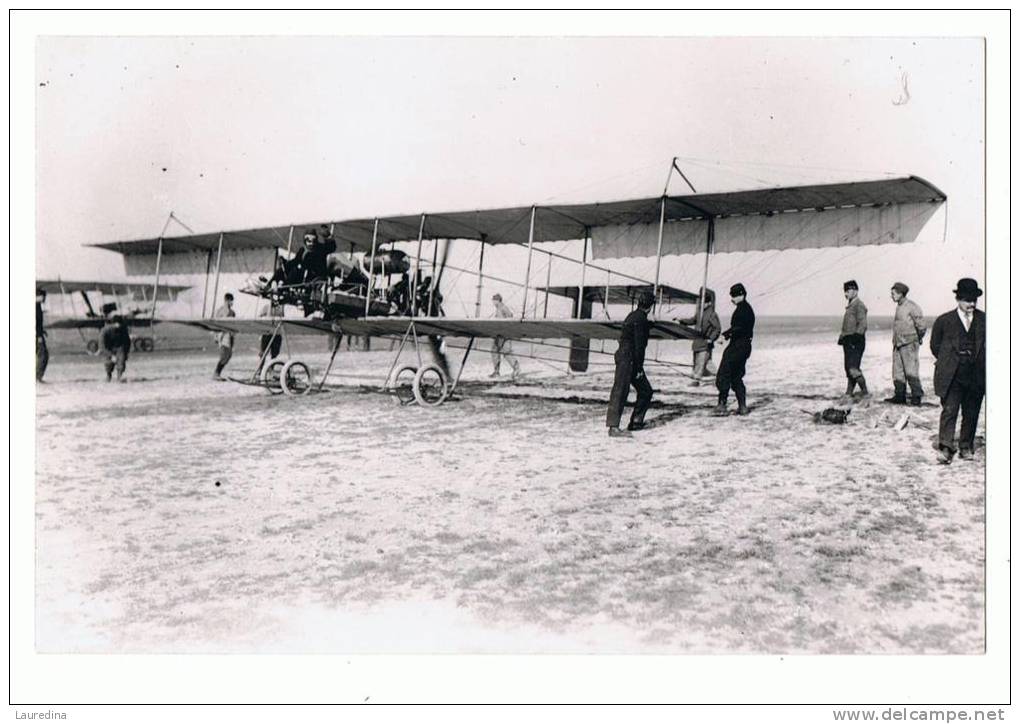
[678, 287, 721, 387]
[885, 282, 927, 406]
[489, 293, 521, 381]
[838, 280, 869, 399]
[212, 292, 236, 380]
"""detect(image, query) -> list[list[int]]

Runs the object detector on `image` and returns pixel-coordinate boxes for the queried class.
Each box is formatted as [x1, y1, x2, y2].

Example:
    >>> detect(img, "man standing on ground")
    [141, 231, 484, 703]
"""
[678, 287, 721, 387]
[254, 299, 284, 378]
[213, 293, 236, 380]
[606, 290, 655, 437]
[100, 314, 131, 382]
[36, 288, 49, 382]
[489, 293, 521, 381]
[886, 282, 927, 406]
[838, 280, 869, 399]
[714, 283, 755, 416]
[930, 278, 985, 465]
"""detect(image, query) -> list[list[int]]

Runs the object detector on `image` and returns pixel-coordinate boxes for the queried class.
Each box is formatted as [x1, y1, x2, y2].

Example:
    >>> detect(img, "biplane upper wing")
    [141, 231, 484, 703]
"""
[36, 279, 191, 302]
[89, 176, 946, 276]
[168, 317, 700, 341]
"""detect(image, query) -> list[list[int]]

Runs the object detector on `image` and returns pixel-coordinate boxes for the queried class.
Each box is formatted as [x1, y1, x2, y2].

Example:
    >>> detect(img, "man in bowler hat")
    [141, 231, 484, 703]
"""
[838, 280, 869, 399]
[714, 283, 755, 416]
[606, 290, 655, 437]
[930, 278, 985, 464]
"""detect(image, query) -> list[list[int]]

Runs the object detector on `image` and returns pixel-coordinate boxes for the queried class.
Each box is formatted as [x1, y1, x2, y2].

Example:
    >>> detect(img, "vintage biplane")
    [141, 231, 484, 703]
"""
[38, 279, 191, 354]
[88, 171, 946, 406]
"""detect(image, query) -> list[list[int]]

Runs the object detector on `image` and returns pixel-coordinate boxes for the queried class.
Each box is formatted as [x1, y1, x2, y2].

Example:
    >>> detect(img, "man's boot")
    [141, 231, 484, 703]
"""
[854, 378, 870, 399]
[844, 379, 856, 397]
[908, 396, 922, 407]
[735, 390, 749, 415]
[608, 426, 632, 438]
[884, 382, 907, 404]
[712, 402, 729, 416]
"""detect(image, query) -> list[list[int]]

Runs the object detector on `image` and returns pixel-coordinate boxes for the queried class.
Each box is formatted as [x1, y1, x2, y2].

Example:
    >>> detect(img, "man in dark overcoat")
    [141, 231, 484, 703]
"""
[606, 290, 655, 437]
[930, 278, 985, 464]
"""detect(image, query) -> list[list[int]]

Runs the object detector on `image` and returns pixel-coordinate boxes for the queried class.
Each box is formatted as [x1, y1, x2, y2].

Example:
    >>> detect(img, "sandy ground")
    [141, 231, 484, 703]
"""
[33, 327, 985, 653]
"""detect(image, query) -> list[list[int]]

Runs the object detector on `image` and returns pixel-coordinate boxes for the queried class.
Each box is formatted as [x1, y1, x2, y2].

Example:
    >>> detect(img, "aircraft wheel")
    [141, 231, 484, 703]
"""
[387, 365, 418, 405]
[413, 365, 449, 408]
[132, 338, 143, 352]
[85, 340, 100, 356]
[261, 359, 286, 393]
[281, 359, 313, 396]
[139, 337, 155, 352]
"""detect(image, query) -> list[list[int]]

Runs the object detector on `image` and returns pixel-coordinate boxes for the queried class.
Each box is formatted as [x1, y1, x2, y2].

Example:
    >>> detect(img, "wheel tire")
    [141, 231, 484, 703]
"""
[387, 365, 418, 405]
[281, 359, 313, 396]
[139, 337, 155, 352]
[413, 365, 449, 407]
[132, 338, 142, 352]
[261, 359, 286, 393]
[85, 340, 100, 356]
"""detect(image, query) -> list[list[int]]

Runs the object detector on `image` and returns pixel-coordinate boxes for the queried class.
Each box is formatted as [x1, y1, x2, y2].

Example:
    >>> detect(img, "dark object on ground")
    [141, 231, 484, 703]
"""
[810, 408, 851, 424]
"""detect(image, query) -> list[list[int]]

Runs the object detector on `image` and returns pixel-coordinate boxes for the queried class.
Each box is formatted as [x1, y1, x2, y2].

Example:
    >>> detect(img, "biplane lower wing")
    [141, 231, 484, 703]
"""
[170, 316, 701, 342]
[46, 317, 160, 330]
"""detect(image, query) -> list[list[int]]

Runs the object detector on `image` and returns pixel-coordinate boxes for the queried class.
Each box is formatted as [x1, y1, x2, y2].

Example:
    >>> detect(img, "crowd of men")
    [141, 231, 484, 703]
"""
[36, 259, 986, 465]
[604, 277, 986, 466]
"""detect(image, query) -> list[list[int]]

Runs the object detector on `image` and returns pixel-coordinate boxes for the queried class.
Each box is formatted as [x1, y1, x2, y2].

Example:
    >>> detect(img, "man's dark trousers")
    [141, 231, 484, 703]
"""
[716, 338, 752, 406]
[938, 375, 984, 453]
[606, 353, 653, 429]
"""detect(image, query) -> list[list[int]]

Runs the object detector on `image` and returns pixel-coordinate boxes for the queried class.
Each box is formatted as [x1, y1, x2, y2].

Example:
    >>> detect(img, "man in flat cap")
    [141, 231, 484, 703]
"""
[606, 290, 655, 437]
[886, 282, 927, 405]
[838, 280, 869, 399]
[930, 278, 985, 464]
[678, 287, 721, 386]
[714, 283, 755, 416]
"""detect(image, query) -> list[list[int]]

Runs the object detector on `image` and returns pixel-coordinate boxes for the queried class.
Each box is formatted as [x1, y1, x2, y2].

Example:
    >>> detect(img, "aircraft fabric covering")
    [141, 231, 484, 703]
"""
[90, 176, 945, 275]
[591, 201, 942, 260]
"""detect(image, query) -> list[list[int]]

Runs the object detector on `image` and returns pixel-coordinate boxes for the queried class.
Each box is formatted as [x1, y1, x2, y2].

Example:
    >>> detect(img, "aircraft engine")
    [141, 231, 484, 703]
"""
[365, 249, 410, 275]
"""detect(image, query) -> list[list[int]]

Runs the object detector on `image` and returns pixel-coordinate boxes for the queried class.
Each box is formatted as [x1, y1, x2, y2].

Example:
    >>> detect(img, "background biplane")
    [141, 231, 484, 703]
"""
[88, 173, 946, 405]
[38, 279, 191, 354]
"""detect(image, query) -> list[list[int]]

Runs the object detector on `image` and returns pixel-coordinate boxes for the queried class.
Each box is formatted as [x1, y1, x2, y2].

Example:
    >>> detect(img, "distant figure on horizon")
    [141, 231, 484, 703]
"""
[886, 282, 927, 406]
[606, 290, 654, 437]
[838, 280, 869, 400]
[213, 293, 236, 381]
[714, 283, 755, 416]
[931, 278, 985, 465]
[100, 313, 131, 383]
[489, 293, 520, 381]
[36, 288, 49, 383]
[678, 287, 721, 387]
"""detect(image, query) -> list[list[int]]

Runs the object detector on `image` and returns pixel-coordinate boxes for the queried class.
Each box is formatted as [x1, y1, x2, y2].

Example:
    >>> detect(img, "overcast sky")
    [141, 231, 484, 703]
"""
[35, 35, 983, 316]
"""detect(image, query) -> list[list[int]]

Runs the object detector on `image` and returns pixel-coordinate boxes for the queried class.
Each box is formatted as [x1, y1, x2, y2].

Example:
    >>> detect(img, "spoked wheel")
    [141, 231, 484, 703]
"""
[85, 340, 100, 356]
[139, 337, 155, 352]
[281, 359, 313, 396]
[413, 365, 449, 408]
[261, 359, 286, 394]
[387, 365, 418, 405]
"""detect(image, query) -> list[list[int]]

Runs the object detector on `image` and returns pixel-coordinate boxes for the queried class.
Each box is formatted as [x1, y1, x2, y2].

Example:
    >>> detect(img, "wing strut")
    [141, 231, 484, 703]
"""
[520, 206, 537, 320]
[364, 218, 379, 317]
[210, 232, 225, 317]
[149, 212, 174, 321]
